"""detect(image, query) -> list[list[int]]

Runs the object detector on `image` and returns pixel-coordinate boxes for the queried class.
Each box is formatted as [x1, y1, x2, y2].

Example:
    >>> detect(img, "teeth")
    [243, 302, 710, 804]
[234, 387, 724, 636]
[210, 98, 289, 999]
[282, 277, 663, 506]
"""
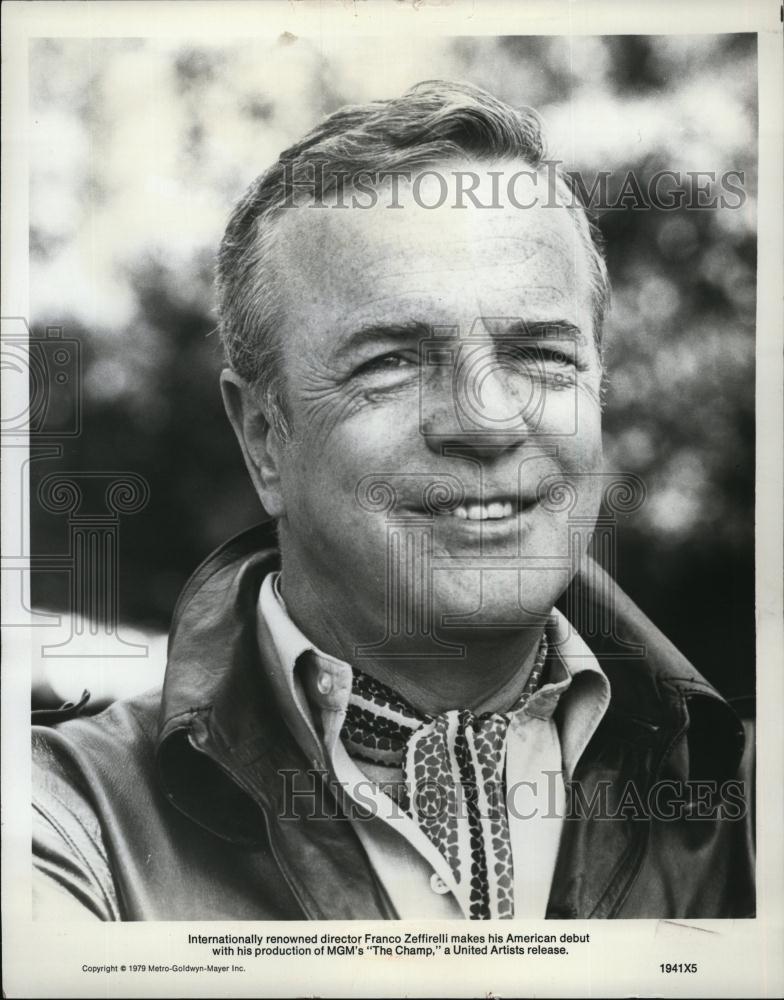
[445, 501, 514, 520]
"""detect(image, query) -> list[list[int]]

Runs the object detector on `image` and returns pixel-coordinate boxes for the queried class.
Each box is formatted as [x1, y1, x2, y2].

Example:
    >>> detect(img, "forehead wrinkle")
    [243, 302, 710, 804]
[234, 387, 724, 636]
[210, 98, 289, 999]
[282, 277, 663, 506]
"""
[357, 239, 543, 290]
[335, 226, 577, 286]
[332, 238, 586, 325]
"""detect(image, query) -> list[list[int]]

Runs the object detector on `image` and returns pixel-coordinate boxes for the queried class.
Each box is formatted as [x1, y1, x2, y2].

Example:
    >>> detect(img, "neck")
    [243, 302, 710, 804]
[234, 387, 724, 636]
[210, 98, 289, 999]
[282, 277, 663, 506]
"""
[278, 562, 548, 716]
[356, 629, 547, 716]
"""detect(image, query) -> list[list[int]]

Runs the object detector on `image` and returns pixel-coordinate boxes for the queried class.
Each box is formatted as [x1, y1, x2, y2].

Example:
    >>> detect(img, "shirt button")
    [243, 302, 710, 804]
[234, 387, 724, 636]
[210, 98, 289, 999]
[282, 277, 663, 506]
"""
[316, 672, 333, 695]
[430, 873, 450, 895]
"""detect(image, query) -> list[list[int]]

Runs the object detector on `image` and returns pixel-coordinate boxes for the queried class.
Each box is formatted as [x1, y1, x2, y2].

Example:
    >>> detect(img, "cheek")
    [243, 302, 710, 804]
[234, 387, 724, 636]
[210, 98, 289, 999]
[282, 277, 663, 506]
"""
[281, 414, 401, 530]
[573, 413, 603, 473]
[540, 387, 602, 460]
[541, 391, 604, 522]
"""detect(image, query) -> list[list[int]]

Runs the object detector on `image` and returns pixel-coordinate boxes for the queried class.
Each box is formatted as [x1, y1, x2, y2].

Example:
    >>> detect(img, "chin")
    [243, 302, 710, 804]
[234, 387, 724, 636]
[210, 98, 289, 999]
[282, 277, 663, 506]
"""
[430, 567, 568, 634]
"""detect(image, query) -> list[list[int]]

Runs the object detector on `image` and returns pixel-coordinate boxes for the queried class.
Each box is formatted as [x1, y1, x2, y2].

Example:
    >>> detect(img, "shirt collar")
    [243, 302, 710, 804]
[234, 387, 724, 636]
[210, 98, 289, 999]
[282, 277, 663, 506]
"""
[542, 607, 611, 777]
[259, 571, 609, 777]
[259, 571, 352, 753]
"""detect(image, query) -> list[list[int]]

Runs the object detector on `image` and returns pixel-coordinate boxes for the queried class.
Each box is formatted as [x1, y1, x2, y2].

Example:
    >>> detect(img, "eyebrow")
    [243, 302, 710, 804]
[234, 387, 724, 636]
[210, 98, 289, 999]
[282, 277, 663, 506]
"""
[498, 320, 586, 344]
[335, 318, 586, 357]
[334, 320, 433, 359]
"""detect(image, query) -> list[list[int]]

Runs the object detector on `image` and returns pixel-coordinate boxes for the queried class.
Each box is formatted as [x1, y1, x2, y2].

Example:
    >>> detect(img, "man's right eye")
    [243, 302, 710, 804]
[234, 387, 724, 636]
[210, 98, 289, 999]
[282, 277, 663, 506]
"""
[354, 352, 416, 377]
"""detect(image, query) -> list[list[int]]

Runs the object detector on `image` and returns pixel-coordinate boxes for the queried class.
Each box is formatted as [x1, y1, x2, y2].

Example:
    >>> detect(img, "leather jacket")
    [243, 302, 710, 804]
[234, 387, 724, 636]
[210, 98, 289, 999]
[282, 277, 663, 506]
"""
[32, 523, 755, 920]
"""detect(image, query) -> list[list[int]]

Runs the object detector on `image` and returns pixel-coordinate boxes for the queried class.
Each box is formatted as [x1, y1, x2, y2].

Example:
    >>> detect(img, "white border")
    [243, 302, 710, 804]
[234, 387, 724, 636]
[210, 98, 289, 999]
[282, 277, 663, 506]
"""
[2, 2, 782, 997]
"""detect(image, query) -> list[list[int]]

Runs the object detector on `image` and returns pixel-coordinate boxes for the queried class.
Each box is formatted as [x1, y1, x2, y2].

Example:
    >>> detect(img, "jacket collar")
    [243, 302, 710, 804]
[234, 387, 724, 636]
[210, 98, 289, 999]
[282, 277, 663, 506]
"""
[562, 555, 746, 784]
[156, 522, 745, 892]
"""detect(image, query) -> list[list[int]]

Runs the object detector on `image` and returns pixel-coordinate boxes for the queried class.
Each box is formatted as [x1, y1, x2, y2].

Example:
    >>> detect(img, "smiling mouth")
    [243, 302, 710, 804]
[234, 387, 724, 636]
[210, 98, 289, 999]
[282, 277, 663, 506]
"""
[414, 496, 536, 521]
[444, 500, 515, 520]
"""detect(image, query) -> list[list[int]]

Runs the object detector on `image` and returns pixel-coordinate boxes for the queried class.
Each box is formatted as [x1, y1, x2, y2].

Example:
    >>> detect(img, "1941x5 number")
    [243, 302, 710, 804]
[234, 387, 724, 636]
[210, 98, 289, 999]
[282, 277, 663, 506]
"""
[660, 963, 698, 973]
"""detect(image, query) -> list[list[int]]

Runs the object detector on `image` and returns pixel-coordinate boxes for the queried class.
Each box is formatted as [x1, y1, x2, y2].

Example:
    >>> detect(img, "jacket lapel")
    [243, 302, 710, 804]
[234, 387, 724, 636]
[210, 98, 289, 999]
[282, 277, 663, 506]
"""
[158, 525, 394, 919]
[547, 557, 743, 918]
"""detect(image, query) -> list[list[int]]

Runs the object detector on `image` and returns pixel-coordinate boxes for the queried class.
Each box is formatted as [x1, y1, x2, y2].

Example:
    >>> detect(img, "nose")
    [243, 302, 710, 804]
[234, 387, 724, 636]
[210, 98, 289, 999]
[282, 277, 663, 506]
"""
[421, 352, 539, 458]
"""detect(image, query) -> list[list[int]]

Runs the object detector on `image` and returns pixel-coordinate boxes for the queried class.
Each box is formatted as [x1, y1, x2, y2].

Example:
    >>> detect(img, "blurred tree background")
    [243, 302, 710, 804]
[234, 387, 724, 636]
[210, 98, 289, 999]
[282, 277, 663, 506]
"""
[29, 33, 756, 697]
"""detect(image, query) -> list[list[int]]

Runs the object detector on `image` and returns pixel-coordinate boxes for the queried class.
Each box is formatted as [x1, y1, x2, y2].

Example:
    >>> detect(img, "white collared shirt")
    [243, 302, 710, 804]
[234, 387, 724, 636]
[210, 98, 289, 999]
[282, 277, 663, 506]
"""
[258, 571, 609, 919]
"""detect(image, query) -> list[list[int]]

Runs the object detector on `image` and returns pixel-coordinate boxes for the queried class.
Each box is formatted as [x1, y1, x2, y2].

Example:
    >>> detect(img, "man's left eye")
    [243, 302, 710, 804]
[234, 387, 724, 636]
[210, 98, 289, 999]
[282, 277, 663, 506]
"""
[527, 345, 576, 365]
[540, 348, 575, 365]
[500, 345, 576, 367]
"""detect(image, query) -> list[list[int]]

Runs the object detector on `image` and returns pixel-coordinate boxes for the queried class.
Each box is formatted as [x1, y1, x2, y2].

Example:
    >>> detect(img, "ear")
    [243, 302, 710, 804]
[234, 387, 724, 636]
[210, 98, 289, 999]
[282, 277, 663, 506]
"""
[220, 369, 286, 518]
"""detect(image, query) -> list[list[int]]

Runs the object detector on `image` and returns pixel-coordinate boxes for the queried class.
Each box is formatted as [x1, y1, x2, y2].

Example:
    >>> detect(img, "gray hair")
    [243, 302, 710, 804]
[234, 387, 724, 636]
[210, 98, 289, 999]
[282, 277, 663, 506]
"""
[216, 80, 610, 432]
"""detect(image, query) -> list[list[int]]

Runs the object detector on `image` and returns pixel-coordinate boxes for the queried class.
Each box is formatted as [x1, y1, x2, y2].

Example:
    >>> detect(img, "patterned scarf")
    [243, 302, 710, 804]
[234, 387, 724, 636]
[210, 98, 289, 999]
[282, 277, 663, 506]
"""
[340, 635, 548, 919]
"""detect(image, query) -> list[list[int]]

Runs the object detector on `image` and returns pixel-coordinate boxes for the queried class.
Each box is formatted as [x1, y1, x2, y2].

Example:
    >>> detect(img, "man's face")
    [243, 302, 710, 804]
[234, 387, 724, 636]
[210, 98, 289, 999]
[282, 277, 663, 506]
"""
[262, 162, 604, 649]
